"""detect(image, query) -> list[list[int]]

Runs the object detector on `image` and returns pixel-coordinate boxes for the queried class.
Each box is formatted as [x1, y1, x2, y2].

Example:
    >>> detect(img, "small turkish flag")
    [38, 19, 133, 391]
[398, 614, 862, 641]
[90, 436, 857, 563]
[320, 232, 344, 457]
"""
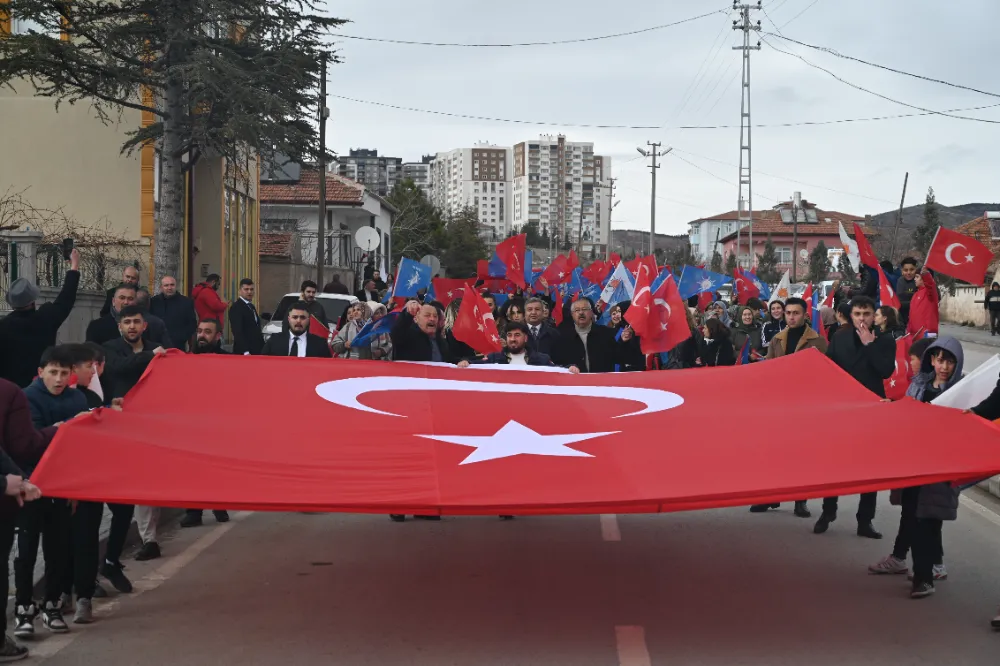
[452, 284, 503, 354]
[495, 234, 527, 289]
[852, 223, 880, 270]
[733, 267, 761, 305]
[309, 315, 330, 345]
[552, 289, 564, 327]
[924, 226, 994, 285]
[609, 252, 622, 267]
[802, 284, 814, 321]
[582, 260, 607, 285]
[539, 255, 572, 287]
[432, 278, 468, 307]
[876, 262, 900, 309]
[624, 256, 658, 337]
[640, 274, 691, 355]
[567, 249, 580, 272]
[884, 334, 914, 401]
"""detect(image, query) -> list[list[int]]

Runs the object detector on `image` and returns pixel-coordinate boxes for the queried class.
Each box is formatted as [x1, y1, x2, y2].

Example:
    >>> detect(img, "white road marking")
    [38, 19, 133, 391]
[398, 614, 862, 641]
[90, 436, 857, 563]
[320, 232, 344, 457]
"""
[30, 511, 250, 662]
[615, 625, 652, 666]
[600, 514, 621, 542]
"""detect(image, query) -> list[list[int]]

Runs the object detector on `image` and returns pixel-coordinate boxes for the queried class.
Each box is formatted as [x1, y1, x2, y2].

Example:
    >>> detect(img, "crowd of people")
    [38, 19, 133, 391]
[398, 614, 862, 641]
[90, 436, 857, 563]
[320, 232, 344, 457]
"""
[0, 250, 997, 660]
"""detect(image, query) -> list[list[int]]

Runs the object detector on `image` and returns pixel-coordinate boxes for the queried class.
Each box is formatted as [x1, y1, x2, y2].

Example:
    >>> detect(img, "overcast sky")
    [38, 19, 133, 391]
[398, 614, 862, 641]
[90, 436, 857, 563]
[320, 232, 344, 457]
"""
[322, 0, 1000, 236]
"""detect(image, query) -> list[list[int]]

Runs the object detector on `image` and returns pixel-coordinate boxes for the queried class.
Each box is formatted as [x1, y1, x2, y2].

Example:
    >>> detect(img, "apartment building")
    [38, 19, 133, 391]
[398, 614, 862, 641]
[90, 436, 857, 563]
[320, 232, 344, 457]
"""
[401, 155, 434, 196]
[429, 144, 512, 242]
[334, 148, 403, 197]
[512, 135, 612, 257]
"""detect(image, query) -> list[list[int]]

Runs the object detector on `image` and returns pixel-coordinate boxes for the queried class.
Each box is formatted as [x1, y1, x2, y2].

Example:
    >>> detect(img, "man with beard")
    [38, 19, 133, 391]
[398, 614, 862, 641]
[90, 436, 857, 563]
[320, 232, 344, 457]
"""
[457, 322, 553, 367]
[261, 302, 333, 358]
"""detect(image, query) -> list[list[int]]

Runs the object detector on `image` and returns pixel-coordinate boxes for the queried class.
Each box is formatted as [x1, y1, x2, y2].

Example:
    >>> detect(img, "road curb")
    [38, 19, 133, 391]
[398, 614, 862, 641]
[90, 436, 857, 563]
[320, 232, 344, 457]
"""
[940, 325, 1000, 349]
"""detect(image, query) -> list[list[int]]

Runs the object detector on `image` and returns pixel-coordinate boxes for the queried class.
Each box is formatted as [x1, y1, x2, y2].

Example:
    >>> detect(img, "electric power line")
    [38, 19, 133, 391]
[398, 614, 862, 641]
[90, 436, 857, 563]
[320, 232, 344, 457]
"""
[778, 0, 823, 29]
[336, 8, 727, 48]
[669, 152, 779, 203]
[761, 36, 1000, 125]
[329, 94, 1000, 130]
[764, 32, 1000, 100]
[668, 18, 732, 124]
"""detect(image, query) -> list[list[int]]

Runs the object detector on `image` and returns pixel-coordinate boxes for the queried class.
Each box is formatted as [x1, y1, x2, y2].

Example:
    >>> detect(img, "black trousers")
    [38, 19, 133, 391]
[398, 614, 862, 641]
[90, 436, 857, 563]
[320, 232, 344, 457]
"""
[892, 487, 944, 564]
[61, 501, 102, 599]
[14, 498, 70, 606]
[822, 492, 877, 523]
[912, 517, 944, 585]
[0, 509, 17, 609]
[991, 311, 1000, 334]
[105, 503, 134, 565]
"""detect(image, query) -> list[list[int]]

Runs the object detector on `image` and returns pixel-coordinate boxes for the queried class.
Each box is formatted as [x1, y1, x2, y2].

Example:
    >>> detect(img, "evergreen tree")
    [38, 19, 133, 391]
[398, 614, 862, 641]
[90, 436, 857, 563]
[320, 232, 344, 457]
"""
[562, 231, 573, 252]
[710, 250, 723, 273]
[755, 234, 780, 284]
[440, 206, 488, 279]
[387, 181, 445, 267]
[912, 187, 941, 256]
[837, 253, 857, 285]
[0, 0, 344, 282]
[807, 241, 832, 284]
[540, 227, 550, 248]
[522, 220, 543, 247]
[724, 252, 738, 275]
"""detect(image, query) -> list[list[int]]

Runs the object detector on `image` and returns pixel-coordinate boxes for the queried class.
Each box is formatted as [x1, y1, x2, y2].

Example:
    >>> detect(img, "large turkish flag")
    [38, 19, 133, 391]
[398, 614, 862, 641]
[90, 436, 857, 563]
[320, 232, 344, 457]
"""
[31, 350, 1000, 515]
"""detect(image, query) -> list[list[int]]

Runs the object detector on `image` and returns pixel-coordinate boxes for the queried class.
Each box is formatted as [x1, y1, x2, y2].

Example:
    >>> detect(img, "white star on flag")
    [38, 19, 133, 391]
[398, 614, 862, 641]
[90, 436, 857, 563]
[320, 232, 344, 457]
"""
[966, 254, 976, 263]
[890, 379, 896, 387]
[416, 420, 618, 465]
[700, 279, 714, 290]
[407, 271, 420, 288]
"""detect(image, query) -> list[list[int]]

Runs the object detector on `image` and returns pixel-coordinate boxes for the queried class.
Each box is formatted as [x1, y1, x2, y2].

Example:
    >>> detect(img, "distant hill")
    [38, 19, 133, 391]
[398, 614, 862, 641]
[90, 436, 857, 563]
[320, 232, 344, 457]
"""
[867, 202, 1000, 258]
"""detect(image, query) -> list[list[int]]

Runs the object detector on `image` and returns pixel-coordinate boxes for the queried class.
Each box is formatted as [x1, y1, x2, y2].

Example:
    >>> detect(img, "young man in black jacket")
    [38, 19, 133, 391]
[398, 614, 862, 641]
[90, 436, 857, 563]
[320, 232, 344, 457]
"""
[86, 283, 137, 346]
[815, 295, 895, 539]
[458, 322, 553, 367]
[261, 302, 333, 358]
[228, 279, 264, 355]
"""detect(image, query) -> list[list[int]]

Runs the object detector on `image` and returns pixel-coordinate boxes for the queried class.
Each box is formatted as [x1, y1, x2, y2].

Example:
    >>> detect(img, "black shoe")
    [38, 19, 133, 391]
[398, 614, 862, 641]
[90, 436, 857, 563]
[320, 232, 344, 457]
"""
[857, 522, 883, 539]
[100, 561, 133, 593]
[413, 515, 441, 521]
[499, 515, 515, 520]
[814, 514, 835, 534]
[179, 512, 203, 528]
[135, 541, 161, 561]
[749, 503, 779, 513]
[389, 515, 406, 522]
[0, 634, 27, 662]
[93, 582, 108, 598]
[794, 501, 812, 518]
[213, 510, 230, 523]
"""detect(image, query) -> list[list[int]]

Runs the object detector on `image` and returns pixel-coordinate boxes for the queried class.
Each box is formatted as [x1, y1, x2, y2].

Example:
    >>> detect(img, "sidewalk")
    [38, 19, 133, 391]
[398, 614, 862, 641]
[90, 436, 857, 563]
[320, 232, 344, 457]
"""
[940, 323, 1000, 349]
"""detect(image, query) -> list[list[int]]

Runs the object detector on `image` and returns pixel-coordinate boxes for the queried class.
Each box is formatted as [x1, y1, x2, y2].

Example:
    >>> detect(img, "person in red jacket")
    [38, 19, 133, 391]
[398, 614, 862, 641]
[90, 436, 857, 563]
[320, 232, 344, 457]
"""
[192, 274, 227, 330]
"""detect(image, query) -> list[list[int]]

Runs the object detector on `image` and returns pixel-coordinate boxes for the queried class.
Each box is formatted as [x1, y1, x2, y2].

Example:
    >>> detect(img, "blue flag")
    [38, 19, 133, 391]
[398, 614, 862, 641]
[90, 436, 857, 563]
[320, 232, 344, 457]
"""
[352, 312, 400, 347]
[524, 250, 533, 288]
[487, 252, 506, 279]
[394, 258, 432, 299]
[581, 279, 602, 304]
[493, 293, 509, 309]
[567, 268, 584, 297]
[381, 287, 393, 305]
[811, 287, 823, 332]
[676, 266, 731, 300]
[737, 339, 751, 365]
[746, 269, 771, 300]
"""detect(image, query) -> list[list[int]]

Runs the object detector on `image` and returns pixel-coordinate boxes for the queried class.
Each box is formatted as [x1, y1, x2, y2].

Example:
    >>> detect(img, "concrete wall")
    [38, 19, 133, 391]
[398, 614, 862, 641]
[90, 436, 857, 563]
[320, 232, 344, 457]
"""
[33, 287, 106, 344]
[940, 285, 988, 326]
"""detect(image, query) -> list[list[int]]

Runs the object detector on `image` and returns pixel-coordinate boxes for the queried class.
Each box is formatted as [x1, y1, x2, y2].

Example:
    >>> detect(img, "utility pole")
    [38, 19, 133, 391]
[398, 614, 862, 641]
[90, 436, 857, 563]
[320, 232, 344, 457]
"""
[605, 177, 617, 261]
[733, 2, 761, 269]
[889, 172, 909, 260]
[637, 143, 672, 258]
[316, 52, 329, 286]
[792, 191, 801, 282]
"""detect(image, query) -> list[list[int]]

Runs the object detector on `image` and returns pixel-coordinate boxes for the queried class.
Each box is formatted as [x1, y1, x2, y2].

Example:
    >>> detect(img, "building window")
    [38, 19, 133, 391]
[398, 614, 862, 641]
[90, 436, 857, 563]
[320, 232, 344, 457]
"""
[776, 247, 793, 264]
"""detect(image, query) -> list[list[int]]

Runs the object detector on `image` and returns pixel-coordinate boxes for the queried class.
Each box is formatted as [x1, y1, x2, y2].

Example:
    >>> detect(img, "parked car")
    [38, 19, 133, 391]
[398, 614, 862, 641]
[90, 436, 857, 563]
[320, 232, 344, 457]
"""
[261, 293, 358, 342]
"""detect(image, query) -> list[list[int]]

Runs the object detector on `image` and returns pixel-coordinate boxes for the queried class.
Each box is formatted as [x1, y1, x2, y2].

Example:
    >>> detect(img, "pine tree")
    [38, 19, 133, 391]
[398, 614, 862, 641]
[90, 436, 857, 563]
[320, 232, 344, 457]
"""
[755, 234, 780, 284]
[724, 251, 738, 275]
[837, 253, 857, 285]
[522, 220, 543, 247]
[807, 241, 832, 284]
[912, 187, 941, 256]
[710, 250, 723, 273]
[0, 0, 344, 282]
[440, 206, 489, 279]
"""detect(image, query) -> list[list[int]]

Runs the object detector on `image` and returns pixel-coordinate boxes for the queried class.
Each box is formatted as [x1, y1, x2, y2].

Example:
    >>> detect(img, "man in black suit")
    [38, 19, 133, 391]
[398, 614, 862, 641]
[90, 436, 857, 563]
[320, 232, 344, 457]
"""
[149, 275, 197, 350]
[261, 301, 332, 358]
[355, 279, 379, 304]
[99, 266, 139, 317]
[524, 297, 560, 356]
[390, 300, 453, 363]
[228, 278, 264, 355]
[549, 297, 622, 373]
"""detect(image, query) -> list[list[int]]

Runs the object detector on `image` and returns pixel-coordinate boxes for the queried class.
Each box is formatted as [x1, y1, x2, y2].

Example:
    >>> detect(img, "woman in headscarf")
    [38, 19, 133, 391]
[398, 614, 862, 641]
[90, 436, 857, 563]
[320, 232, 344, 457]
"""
[365, 301, 392, 360]
[730, 306, 764, 360]
[709, 300, 732, 328]
[331, 301, 369, 359]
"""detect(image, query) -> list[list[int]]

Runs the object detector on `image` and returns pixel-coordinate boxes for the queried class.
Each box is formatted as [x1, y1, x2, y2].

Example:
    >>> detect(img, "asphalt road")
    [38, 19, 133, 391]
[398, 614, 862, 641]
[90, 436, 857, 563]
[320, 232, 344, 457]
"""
[16, 326, 1000, 665]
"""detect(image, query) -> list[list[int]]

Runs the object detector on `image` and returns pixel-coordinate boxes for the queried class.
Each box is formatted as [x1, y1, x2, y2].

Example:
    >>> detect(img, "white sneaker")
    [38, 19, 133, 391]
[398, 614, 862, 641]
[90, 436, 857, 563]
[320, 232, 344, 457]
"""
[868, 554, 908, 575]
[907, 564, 948, 581]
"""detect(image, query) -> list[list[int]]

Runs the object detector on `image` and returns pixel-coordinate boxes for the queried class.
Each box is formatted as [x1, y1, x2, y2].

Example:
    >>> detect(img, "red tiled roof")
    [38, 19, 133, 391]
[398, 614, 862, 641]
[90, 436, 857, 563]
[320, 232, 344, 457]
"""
[717, 209, 871, 242]
[259, 232, 293, 258]
[260, 168, 365, 206]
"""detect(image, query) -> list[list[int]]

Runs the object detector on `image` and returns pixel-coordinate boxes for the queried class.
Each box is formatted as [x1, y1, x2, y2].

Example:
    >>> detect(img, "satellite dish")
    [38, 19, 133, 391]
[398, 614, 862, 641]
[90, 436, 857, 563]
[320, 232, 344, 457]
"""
[355, 227, 380, 252]
[420, 254, 442, 276]
[799, 249, 809, 260]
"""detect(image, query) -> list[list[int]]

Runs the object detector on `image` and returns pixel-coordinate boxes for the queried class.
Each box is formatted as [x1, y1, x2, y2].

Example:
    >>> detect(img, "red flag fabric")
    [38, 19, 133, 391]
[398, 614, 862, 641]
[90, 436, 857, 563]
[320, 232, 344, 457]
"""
[802, 284, 813, 320]
[697, 292, 714, 312]
[495, 234, 527, 288]
[476, 260, 490, 280]
[624, 257, 657, 337]
[309, 315, 329, 342]
[733, 267, 761, 305]
[875, 263, 901, 309]
[907, 271, 940, 337]
[539, 255, 572, 287]
[624, 257, 643, 282]
[582, 261, 607, 285]
[552, 289, 564, 326]
[639, 274, 691, 355]
[884, 335, 914, 401]
[924, 226, 994, 285]
[821, 286, 835, 309]
[482, 279, 516, 294]
[432, 278, 468, 307]
[452, 286, 503, 355]
[609, 252, 621, 266]
[852, 223, 880, 270]
[567, 249, 580, 272]
[33, 351, 1000, 515]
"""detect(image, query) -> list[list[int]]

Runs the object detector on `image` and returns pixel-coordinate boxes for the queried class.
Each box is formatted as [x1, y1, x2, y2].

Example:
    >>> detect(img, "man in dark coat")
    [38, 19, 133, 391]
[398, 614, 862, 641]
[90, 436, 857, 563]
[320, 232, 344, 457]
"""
[149, 275, 197, 350]
[549, 298, 621, 373]
[261, 302, 333, 358]
[86, 284, 137, 346]
[0, 249, 81, 387]
[355, 279, 380, 304]
[524, 297, 560, 356]
[390, 300, 453, 363]
[322, 274, 351, 295]
[459, 321, 553, 367]
[99, 265, 139, 317]
[228, 278, 264, 355]
[134, 287, 173, 348]
[815, 295, 895, 539]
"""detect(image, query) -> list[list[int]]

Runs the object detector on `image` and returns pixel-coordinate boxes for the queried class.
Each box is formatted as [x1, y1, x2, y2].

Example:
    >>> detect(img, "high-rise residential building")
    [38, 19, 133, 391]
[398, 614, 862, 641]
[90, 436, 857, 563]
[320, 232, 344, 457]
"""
[512, 135, 612, 257]
[401, 155, 434, 196]
[429, 144, 512, 242]
[334, 148, 403, 197]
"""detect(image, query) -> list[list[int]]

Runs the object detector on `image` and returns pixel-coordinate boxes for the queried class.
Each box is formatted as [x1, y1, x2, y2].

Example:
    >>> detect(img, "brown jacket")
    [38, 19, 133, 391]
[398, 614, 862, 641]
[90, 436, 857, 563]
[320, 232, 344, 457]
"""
[766, 325, 828, 359]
